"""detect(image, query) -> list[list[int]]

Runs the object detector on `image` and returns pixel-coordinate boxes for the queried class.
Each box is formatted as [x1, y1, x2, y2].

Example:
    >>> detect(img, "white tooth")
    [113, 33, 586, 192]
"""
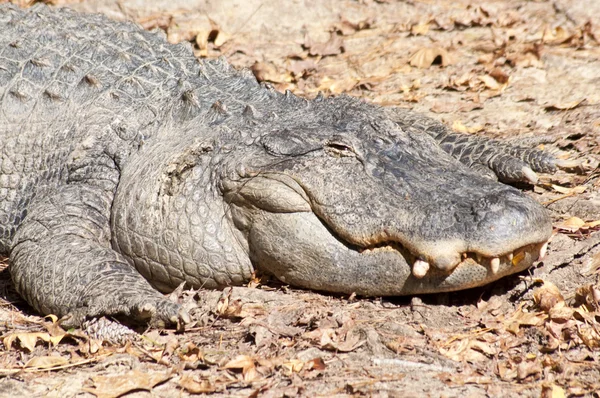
[413, 260, 430, 279]
[490, 257, 500, 274]
[538, 242, 548, 261]
[507, 253, 514, 261]
[476, 253, 483, 263]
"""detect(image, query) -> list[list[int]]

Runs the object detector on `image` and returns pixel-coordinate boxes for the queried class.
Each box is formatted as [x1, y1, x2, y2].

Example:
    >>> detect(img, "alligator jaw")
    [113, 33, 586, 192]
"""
[248, 210, 550, 296]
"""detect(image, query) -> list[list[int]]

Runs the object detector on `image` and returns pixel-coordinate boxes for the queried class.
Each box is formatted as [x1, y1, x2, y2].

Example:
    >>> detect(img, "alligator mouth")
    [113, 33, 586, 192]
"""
[358, 239, 549, 278]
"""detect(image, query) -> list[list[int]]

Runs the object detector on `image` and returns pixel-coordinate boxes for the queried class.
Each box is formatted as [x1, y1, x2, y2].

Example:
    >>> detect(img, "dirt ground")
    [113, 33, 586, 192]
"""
[1, 0, 600, 396]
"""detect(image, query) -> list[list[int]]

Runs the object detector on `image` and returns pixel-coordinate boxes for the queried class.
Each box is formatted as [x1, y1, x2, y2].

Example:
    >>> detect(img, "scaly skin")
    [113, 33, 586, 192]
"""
[0, 5, 554, 326]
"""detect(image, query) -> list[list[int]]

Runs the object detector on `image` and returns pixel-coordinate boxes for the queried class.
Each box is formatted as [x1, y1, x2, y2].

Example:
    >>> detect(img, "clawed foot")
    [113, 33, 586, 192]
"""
[59, 293, 191, 330]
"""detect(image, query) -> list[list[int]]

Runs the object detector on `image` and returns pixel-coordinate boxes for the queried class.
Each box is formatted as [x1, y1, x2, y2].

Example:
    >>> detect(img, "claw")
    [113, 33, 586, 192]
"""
[521, 166, 539, 184]
[490, 257, 500, 274]
[555, 159, 581, 169]
[538, 242, 548, 261]
[413, 259, 430, 279]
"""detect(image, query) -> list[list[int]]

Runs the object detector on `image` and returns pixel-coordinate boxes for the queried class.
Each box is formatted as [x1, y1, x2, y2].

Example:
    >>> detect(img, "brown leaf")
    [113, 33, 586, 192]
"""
[554, 216, 600, 234]
[533, 281, 565, 312]
[306, 357, 326, 371]
[517, 360, 542, 380]
[223, 355, 259, 381]
[316, 76, 357, 94]
[24, 356, 69, 370]
[504, 305, 546, 334]
[333, 17, 373, 35]
[224, 355, 255, 370]
[83, 370, 172, 398]
[303, 32, 344, 57]
[451, 120, 483, 134]
[541, 384, 566, 398]
[179, 374, 217, 394]
[282, 359, 304, 374]
[250, 62, 290, 84]
[542, 26, 573, 45]
[3, 332, 61, 352]
[288, 59, 318, 79]
[411, 23, 430, 36]
[488, 68, 509, 84]
[409, 47, 452, 68]
[544, 99, 586, 111]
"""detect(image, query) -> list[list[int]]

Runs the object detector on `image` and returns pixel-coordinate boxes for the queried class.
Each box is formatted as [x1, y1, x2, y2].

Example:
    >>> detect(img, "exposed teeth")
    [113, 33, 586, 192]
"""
[538, 242, 548, 261]
[413, 259, 430, 279]
[490, 257, 500, 274]
[507, 253, 514, 261]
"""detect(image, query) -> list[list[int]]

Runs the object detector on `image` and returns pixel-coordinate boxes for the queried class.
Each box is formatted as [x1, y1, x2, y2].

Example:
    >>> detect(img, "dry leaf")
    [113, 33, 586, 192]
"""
[3, 332, 63, 352]
[83, 370, 172, 398]
[554, 216, 600, 233]
[504, 305, 546, 334]
[306, 357, 326, 371]
[517, 360, 542, 380]
[303, 32, 344, 57]
[411, 23, 430, 36]
[541, 384, 566, 398]
[409, 47, 452, 68]
[251, 62, 289, 84]
[542, 26, 572, 45]
[544, 99, 586, 111]
[533, 281, 564, 312]
[223, 355, 259, 382]
[179, 374, 217, 394]
[451, 120, 483, 134]
[24, 356, 69, 370]
[333, 17, 372, 35]
[316, 76, 357, 94]
[282, 359, 304, 374]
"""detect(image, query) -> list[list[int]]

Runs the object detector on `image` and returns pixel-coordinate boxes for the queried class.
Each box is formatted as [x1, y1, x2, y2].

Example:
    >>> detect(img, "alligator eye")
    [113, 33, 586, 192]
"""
[324, 141, 355, 157]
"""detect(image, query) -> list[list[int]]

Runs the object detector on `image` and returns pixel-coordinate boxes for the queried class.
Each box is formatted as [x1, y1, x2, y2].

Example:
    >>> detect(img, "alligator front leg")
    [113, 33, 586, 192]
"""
[9, 183, 188, 328]
[385, 108, 556, 184]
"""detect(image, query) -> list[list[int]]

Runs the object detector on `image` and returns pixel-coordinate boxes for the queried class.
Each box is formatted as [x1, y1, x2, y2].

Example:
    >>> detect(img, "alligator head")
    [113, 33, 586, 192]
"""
[114, 93, 551, 296]
[220, 99, 551, 296]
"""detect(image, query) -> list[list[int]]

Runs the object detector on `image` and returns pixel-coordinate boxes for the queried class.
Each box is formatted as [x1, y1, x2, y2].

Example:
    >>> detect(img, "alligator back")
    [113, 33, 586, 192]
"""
[0, 4, 249, 252]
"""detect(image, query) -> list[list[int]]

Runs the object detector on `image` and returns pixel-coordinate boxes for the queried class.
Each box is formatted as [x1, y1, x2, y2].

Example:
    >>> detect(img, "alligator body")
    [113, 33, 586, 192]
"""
[0, 5, 556, 326]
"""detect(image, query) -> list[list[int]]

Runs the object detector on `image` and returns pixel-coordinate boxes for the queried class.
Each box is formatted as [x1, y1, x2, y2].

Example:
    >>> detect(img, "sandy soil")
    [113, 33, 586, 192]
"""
[0, 0, 599, 396]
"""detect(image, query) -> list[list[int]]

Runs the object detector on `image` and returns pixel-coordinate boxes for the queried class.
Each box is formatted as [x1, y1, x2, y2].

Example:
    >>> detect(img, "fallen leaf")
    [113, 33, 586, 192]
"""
[333, 17, 373, 35]
[306, 357, 326, 371]
[223, 355, 259, 382]
[544, 99, 586, 111]
[251, 62, 289, 84]
[542, 26, 572, 45]
[555, 216, 600, 233]
[282, 359, 304, 374]
[83, 370, 172, 398]
[409, 47, 452, 68]
[303, 32, 345, 57]
[411, 23, 430, 36]
[517, 360, 542, 380]
[488, 68, 510, 84]
[24, 356, 69, 370]
[504, 304, 546, 334]
[3, 332, 63, 352]
[533, 281, 565, 312]
[179, 374, 217, 394]
[451, 120, 483, 134]
[541, 384, 566, 398]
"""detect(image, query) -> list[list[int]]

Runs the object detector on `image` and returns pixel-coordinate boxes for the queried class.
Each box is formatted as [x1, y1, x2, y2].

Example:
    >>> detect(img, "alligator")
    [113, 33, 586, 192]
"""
[0, 4, 557, 327]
